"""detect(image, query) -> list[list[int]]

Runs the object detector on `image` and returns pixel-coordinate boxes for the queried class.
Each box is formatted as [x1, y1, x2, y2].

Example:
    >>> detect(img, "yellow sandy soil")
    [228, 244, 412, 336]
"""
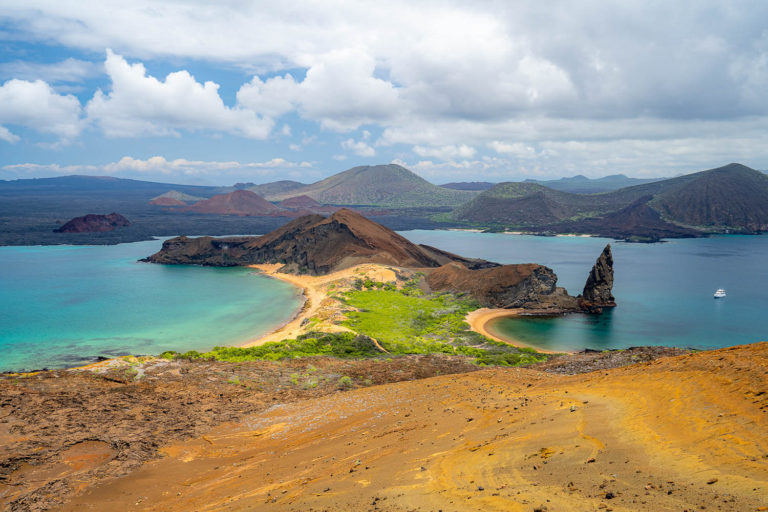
[62, 342, 768, 511]
[242, 263, 399, 346]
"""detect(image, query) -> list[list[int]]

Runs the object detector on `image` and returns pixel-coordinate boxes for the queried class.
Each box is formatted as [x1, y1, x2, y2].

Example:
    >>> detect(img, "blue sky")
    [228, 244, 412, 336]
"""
[1, 1, 768, 185]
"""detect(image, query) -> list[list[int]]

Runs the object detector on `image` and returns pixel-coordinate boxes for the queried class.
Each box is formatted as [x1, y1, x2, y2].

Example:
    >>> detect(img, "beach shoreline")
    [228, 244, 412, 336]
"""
[241, 263, 398, 347]
[466, 307, 572, 354]
[245, 263, 570, 355]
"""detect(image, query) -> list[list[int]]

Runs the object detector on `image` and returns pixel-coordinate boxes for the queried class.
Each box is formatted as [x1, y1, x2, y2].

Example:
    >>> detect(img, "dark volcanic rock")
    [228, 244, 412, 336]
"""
[549, 196, 700, 242]
[425, 262, 579, 310]
[53, 213, 131, 233]
[580, 244, 616, 311]
[142, 209, 495, 274]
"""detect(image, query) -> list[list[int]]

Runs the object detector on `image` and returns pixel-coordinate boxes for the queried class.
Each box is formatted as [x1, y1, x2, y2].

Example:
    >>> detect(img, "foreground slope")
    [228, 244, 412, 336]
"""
[270, 164, 477, 207]
[61, 343, 768, 511]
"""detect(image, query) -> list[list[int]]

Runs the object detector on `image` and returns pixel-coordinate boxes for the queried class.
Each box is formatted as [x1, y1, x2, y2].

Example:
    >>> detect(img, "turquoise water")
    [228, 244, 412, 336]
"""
[404, 230, 768, 352]
[0, 240, 302, 372]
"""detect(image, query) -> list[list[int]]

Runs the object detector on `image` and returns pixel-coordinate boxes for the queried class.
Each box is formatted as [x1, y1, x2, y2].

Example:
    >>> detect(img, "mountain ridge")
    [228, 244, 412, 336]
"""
[452, 163, 768, 239]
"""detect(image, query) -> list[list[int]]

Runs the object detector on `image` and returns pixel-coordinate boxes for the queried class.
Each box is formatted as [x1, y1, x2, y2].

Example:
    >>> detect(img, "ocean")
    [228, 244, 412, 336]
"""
[1, 232, 766, 370]
[404, 230, 768, 352]
[0, 240, 302, 372]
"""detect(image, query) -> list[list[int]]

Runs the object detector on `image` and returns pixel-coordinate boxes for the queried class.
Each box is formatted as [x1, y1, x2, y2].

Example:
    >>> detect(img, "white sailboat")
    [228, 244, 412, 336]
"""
[713, 288, 726, 298]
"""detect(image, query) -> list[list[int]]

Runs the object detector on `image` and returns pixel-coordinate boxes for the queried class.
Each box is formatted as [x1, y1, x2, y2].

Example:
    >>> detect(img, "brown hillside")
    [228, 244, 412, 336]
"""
[426, 261, 579, 310]
[279, 194, 322, 209]
[53, 213, 131, 233]
[57, 342, 768, 512]
[148, 197, 186, 206]
[144, 209, 490, 274]
[186, 190, 283, 216]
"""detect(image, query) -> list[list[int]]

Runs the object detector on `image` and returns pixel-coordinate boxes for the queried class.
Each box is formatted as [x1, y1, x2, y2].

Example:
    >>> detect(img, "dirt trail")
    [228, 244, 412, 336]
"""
[60, 343, 768, 511]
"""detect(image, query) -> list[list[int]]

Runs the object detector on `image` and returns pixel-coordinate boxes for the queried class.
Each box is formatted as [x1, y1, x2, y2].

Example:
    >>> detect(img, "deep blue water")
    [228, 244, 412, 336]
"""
[0, 240, 302, 372]
[404, 230, 768, 352]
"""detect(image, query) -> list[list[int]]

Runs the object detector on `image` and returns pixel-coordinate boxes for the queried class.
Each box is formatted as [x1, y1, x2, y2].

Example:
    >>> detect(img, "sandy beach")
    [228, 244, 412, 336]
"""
[466, 307, 564, 354]
[242, 263, 398, 346]
[247, 263, 568, 354]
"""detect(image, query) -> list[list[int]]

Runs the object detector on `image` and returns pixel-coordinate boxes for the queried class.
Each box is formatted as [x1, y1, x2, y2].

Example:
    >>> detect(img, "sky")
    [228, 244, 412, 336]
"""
[1, 1, 768, 185]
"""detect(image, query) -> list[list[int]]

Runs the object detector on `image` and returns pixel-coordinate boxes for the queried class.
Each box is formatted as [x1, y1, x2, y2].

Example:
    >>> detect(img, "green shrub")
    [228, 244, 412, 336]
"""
[338, 376, 353, 388]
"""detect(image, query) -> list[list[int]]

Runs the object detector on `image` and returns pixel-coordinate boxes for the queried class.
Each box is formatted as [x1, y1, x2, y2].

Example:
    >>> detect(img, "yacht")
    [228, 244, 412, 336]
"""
[713, 288, 726, 298]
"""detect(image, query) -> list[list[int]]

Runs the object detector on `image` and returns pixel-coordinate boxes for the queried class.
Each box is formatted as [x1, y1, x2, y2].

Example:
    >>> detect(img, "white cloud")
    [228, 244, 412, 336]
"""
[488, 141, 537, 159]
[341, 138, 375, 157]
[3, 2, 768, 177]
[86, 50, 273, 139]
[412, 144, 476, 160]
[2, 155, 317, 184]
[0, 58, 100, 83]
[0, 126, 20, 143]
[0, 78, 83, 142]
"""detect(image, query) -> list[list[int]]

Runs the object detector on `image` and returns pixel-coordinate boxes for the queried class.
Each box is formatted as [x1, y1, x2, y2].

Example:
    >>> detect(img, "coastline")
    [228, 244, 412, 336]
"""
[246, 264, 569, 355]
[241, 263, 398, 347]
[465, 308, 568, 354]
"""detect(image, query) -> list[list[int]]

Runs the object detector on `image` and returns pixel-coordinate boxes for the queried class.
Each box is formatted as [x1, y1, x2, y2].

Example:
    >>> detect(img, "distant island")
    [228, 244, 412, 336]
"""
[54, 212, 131, 233]
[2, 162, 767, 245]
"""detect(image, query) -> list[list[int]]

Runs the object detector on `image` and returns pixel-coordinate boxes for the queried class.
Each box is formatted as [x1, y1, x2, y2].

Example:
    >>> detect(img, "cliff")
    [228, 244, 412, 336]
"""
[142, 209, 495, 274]
[579, 244, 616, 312]
[425, 262, 579, 310]
[53, 213, 131, 233]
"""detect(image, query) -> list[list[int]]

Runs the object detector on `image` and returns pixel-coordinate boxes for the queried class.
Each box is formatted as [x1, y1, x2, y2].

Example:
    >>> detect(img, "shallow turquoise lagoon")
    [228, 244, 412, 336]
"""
[0, 240, 302, 372]
[404, 231, 768, 352]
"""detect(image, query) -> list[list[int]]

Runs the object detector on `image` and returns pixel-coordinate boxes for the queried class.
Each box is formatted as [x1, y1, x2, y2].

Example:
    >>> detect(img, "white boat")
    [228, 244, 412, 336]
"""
[713, 288, 726, 298]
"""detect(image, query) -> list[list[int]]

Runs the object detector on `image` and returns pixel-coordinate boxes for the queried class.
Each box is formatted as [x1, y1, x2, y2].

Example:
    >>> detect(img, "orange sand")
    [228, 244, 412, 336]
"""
[63, 342, 768, 511]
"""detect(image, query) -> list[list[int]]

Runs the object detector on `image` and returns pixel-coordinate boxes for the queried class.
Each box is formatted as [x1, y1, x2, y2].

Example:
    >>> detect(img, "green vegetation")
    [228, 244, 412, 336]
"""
[337, 376, 353, 388]
[159, 331, 383, 362]
[159, 276, 549, 367]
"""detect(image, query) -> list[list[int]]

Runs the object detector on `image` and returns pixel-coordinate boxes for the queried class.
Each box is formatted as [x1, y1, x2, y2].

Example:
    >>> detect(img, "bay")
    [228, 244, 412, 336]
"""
[0, 239, 302, 372]
[403, 230, 768, 352]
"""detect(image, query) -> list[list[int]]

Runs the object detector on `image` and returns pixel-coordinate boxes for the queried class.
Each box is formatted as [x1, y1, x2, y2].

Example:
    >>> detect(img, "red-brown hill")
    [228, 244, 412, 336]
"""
[143, 209, 491, 274]
[279, 195, 322, 209]
[186, 190, 282, 216]
[149, 197, 186, 206]
[54, 213, 131, 233]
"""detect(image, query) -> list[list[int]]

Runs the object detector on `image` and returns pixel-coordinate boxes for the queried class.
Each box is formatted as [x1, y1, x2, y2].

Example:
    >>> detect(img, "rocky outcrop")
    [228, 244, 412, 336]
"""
[426, 262, 579, 310]
[54, 213, 131, 233]
[142, 209, 497, 274]
[579, 244, 616, 312]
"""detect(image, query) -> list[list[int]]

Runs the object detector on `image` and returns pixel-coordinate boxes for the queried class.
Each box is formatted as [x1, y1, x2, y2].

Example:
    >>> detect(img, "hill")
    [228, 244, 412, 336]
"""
[439, 181, 495, 191]
[525, 174, 662, 193]
[186, 190, 283, 216]
[33, 342, 768, 512]
[244, 180, 306, 198]
[53, 212, 131, 233]
[143, 209, 492, 274]
[271, 164, 477, 207]
[149, 190, 206, 205]
[453, 163, 768, 239]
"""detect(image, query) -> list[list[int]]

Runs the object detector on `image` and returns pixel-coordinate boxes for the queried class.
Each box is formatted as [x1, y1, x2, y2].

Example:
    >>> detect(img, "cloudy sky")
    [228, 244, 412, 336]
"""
[1, 1, 767, 185]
